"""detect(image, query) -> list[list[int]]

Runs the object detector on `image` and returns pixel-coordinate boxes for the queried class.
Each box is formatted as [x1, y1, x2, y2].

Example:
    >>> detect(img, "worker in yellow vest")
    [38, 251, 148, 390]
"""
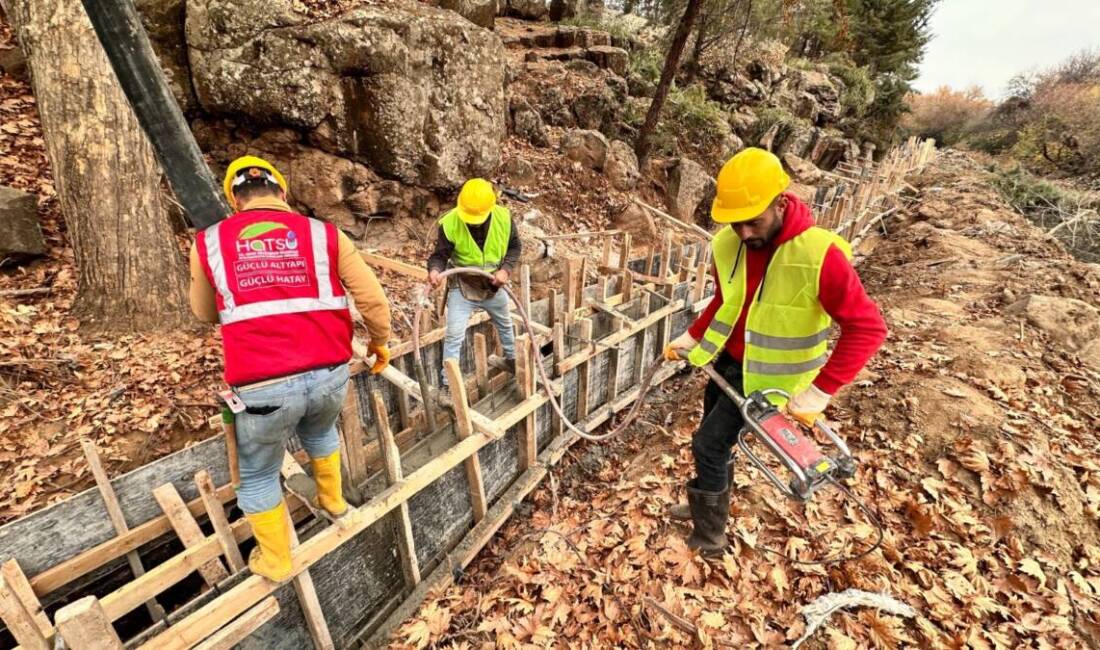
[427, 179, 522, 399]
[663, 148, 887, 556]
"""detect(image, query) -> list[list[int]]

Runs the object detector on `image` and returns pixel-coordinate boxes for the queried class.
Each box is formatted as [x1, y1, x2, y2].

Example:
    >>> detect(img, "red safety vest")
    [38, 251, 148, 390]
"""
[196, 210, 353, 386]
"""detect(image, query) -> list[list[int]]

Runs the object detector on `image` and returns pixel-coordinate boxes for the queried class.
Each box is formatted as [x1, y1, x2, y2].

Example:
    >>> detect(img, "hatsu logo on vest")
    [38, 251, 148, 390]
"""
[232, 220, 313, 292]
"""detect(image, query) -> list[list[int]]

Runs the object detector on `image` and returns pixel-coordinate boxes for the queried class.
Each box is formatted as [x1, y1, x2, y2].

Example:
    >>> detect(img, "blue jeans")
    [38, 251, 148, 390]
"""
[441, 286, 515, 385]
[233, 365, 349, 514]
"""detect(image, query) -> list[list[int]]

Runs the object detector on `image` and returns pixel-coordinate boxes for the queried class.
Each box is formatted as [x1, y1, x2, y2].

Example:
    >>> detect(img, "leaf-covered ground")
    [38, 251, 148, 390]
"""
[390, 152, 1100, 649]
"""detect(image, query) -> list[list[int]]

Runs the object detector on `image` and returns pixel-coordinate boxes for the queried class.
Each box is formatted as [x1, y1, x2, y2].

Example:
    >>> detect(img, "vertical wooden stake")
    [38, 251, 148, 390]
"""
[80, 439, 167, 623]
[619, 233, 632, 270]
[0, 560, 50, 638]
[645, 246, 657, 276]
[621, 269, 634, 302]
[519, 263, 531, 318]
[153, 484, 230, 588]
[194, 470, 246, 573]
[338, 389, 369, 488]
[600, 237, 612, 267]
[370, 392, 421, 587]
[659, 231, 673, 279]
[473, 333, 489, 398]
[443, 359, 488, 522]
[575, 319, 594, 420]
[394, 357, 412, 432]
[548, 288, 560, 327]
[515, 334, 538, 470]
[55, 597, 122, 650]
[693, 258, 709, 304]
[564, 258, 580, 321]
[597, 276, 609, 301]
[0, 573, 49, 649]
[284, 513, 335, 650]
[632, 293, 652, 386]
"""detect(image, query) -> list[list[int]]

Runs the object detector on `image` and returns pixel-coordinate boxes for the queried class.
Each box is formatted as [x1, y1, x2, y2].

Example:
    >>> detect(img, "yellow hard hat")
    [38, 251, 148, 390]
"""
[710, 148, 790, 223]
[223, 155, 288, 204]
[456, 178, 496, 225]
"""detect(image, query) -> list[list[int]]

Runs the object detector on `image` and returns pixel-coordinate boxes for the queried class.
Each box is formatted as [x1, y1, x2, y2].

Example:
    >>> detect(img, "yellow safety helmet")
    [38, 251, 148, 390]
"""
[223, 155, 288, 204]
[710, 148, 790, 223]
[456, 178, 497, 225]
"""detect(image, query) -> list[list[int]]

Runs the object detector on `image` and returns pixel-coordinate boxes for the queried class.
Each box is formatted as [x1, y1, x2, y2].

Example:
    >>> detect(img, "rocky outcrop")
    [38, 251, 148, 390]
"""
[585, 46, 628, 76]
[666, 158, 715, 222]
[0, 186, 46, 265]
[506, 0, 547, 20]
[134, 0, 198, 111]
[604, 140, 639, 191]
[186, 0, 506, 190]
[1007, 294, 1100, 351]
[436, 0, 496, 29]
[509, 98, 549, 147]
[561, 129, 609, 169]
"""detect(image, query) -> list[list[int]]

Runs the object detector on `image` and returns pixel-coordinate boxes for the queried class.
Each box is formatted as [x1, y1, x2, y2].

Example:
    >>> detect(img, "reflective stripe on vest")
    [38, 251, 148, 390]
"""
[687, 225, 851, 404]
[439, 206, 512, 270]
[204, 217, 348, 325]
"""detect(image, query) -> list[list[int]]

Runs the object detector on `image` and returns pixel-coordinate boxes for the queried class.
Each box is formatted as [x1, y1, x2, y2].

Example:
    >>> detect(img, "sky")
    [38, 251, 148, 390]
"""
[915, 0, 1100, 99]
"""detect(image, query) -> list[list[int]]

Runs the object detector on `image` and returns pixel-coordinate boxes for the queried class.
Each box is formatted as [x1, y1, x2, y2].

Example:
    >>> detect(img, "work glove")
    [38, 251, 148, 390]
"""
[786, 384, 831, 427]
[368, 343, 391, 375]
[663, 331, 698, 362]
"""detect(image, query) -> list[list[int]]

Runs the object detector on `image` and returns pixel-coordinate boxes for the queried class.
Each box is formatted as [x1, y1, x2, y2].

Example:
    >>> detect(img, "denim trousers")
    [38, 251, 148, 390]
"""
[441, 286, 516, 385]
[692, 353, 746, 492]
[233, 364, 349, 514]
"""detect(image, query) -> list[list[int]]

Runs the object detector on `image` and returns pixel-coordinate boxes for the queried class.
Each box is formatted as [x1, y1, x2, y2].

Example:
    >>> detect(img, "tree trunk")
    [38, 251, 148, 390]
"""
[2, 0, 191, 331]
[682, 10, 709, 84]
[634, 0, 703, 163]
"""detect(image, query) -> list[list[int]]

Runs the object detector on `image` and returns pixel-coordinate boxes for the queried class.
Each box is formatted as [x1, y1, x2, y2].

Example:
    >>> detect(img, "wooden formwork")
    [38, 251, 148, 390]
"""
[0, 235, 712, 650]
[0, 139, 936, 650]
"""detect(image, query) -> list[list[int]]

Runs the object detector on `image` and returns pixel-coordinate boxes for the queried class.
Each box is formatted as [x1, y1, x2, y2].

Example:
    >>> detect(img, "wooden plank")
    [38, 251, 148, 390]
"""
[621, 270, 633, 302]
[444, 359, 488, 522]
[378, 364, 504, 439]
[136, 423, 505, 650]
[370, 391, 421, 587]
[632, 293, 652, 385]
[361, 251, 428, 281]
[636, 200, 713, 241]
[659, 231, 673, 278]
[515, 334, 538, 470]
[600, 237, 612, 267]
[519, 263, 531, 318]
[339, 389, 370, 487]
[0, 560, 49, 636]
[547, 288, 559, 327]
[286, 513, 335, 650]
[80, 439, 167, 622]
[575, 319, 594, 420]
[0, 574, 49, 649]
[192, 597, 280, 650]
[565, 257, 580, 320]
[193, 470, 246, 573]
[692, 258, 709, 304]
[55, 597, 123, 650]
[152, 484, 230, 588]
[619, 233, 632, 270]
[556, 300, 684, 374]
[473, 333, 489, 398]
[590, 302, 637, 327]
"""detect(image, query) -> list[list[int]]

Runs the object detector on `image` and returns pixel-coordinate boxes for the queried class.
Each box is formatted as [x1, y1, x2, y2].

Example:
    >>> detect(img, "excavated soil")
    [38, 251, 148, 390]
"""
[389, 151, 1100, 649]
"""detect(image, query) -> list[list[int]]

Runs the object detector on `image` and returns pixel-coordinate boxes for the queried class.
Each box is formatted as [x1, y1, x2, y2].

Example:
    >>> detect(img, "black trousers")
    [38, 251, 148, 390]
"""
[692, 353, 746, 492]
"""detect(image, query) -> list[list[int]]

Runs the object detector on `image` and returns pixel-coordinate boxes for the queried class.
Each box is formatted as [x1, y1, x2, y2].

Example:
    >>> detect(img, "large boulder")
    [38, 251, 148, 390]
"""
[436, 0, 496, 28]
[1007, 294, 1100, 351]
[666, 158, 715, 222]
[560, 129, 609, 169]
[510, 98, 549, 147]
[548, 0, 581, 20]
[585, 45, 628, 77]
[507, 0, 547, 19]
[604, 140, 639, 191]
[186, 0, 507, 190]
[0, 186, 46, 265]
[135, 0, 197, 111]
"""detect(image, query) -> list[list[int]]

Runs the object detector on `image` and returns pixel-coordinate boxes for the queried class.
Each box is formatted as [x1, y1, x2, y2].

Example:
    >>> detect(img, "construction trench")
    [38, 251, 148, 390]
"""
[0, 139, 934, 649]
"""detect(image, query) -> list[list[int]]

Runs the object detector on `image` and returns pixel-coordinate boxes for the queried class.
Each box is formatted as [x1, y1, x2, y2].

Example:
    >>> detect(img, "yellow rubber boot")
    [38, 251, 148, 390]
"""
[245, 501, 292, 582]
[311, 451, 348, 518]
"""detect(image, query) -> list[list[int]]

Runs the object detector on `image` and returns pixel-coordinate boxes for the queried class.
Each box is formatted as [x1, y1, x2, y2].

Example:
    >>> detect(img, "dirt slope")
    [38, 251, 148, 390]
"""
[389, 151, 1100, 649]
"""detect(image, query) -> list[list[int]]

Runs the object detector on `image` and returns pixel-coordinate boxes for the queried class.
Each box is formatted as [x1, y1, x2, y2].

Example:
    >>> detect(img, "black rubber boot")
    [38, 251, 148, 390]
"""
[669, 458, 737, 522]
[686, 482, 730, 557]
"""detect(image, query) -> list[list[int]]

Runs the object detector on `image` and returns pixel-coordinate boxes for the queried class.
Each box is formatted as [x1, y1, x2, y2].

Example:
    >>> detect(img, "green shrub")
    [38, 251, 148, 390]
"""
[826, 58, 875, 119]
[629, 48, 662, 86]
[992, 166, 1100, 262]
[625, 84, 734, 166]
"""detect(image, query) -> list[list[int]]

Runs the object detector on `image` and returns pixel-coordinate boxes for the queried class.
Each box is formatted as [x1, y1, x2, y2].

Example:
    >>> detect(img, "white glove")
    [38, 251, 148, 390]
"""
[787, 384, 831, 427]
[664, 331, 698, 361]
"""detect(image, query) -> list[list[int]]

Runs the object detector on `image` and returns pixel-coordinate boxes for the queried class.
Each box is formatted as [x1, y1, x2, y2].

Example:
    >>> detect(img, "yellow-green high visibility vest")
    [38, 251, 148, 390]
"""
[687, 225, 852, 405]
[439, 206, 512, 270]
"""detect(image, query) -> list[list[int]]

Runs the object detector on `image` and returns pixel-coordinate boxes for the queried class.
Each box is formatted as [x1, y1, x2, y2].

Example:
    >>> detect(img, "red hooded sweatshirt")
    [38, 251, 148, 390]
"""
[688, 193, 887, 394]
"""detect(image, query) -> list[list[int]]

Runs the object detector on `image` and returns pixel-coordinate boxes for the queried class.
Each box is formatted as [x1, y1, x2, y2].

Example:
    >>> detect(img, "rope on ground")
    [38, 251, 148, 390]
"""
[790, 588, 917, 649]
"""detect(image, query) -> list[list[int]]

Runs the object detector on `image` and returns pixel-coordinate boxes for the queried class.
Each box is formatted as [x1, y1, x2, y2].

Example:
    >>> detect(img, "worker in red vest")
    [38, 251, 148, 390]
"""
[190, 156, 392, 582]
